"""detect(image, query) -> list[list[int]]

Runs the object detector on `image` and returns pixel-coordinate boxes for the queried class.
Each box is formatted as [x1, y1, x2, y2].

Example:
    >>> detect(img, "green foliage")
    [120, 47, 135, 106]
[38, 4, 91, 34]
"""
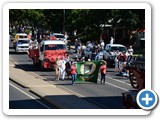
[9, 9, 145, 42]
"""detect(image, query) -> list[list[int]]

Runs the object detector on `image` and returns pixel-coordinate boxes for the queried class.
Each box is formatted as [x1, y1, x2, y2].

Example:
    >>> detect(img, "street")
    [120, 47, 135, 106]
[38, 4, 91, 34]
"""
[9, 44, 135, 109]
[9, 80, 57, 109]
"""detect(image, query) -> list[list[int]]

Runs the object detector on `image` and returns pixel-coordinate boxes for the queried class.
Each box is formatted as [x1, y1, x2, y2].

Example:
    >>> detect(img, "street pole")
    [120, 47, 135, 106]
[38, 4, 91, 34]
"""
[63, 9, 65, 34]
[114, 28, 116, 42]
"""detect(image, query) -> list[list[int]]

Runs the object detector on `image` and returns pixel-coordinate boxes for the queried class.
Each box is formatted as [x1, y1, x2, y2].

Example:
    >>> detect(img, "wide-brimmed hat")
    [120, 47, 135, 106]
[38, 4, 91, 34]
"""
[72, 62, 76, 65]
[101, 60, 107, 65]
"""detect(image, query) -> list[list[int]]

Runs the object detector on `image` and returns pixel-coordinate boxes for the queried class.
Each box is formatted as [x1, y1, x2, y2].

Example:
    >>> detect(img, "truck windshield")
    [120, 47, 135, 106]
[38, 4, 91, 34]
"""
[18, 40, 30, 44]
[19, 36, 27, 38]
[54, 35, 65, 39]
[110, 46, 126, 52]
[45, 44, 66, 50]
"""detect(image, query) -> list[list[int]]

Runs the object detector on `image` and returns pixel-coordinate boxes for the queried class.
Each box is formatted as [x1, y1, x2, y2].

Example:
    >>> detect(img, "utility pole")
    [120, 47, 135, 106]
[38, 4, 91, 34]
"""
[63, 9, 65, 34]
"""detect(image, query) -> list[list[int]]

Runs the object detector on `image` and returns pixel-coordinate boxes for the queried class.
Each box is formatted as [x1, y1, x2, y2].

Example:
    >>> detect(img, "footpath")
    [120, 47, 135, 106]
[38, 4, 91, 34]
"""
[9, 59, 101, 109]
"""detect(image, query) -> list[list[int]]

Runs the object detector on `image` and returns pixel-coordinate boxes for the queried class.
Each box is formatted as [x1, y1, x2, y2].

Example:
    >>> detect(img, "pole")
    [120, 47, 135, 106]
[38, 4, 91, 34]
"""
[63, 9, 65, 34]
[114, 28, 116, 42]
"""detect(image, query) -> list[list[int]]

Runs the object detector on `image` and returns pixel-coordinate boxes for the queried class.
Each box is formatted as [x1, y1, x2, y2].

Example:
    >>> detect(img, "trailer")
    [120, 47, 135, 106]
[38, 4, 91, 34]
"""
[122, 56, 145, 109]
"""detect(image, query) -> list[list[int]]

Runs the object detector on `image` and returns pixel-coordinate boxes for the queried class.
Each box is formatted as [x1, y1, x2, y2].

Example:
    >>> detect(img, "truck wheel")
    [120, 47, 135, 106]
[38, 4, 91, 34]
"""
[40, 61, 44, 70]
[33, 58, 36, 65]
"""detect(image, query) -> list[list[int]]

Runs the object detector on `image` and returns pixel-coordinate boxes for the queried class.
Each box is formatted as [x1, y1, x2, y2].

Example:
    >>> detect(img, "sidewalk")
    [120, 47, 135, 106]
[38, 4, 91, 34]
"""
[9, 60, 101, 109]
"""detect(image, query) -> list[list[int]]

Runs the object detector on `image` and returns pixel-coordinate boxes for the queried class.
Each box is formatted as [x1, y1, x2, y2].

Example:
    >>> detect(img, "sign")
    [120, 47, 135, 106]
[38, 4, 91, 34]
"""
[76, 61, 101, 83]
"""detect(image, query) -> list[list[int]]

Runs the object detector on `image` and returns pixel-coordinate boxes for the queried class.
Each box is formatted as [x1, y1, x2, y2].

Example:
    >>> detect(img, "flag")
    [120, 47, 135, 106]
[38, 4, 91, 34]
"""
[76, 61, 101, 83]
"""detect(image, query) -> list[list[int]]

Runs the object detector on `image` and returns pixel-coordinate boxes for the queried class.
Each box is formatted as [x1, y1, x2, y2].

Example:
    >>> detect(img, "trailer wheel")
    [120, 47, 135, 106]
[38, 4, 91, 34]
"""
[129, 71, 139, 89]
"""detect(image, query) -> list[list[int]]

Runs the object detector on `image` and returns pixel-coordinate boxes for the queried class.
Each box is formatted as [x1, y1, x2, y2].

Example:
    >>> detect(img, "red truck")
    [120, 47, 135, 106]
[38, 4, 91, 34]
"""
[28, 40, 68, 69]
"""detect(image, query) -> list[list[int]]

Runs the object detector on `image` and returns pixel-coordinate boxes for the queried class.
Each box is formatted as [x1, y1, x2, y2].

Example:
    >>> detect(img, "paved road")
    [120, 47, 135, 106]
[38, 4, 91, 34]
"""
[9, 80, 57, 109]
[9, 44, 135, 109]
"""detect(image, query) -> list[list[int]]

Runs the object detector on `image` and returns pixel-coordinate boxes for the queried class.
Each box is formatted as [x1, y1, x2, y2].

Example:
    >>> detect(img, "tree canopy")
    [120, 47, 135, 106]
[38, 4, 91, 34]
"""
[9, 9, 145, 42]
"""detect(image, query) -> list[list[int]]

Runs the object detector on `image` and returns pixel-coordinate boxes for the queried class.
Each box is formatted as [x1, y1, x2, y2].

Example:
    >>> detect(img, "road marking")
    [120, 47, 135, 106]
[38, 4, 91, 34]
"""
[9, 82, 51, 109]
[56, 84, 108, 108]
[98, 79, 128, 91]
[9, 56, 128, 107]
[98, 73, 131, 86]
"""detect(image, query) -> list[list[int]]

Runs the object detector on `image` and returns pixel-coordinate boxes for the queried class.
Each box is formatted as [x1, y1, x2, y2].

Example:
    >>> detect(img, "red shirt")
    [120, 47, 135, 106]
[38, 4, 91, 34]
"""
[71, 65, 76, 74]
[100, 65, 107, 74]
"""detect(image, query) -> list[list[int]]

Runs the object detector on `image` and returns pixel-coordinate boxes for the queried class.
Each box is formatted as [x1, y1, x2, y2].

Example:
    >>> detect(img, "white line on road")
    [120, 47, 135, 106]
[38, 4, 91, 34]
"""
[98, 73, 131, 86]
[98, 79, 128, 91]
[106, 76, 131, 86]
[9, 82, 51, 109]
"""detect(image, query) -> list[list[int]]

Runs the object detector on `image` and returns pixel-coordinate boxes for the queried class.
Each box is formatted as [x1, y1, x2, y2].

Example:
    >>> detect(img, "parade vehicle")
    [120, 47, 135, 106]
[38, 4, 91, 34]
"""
[13, 33, 28, 48]
[96, 44, 128, 67]
[28, 40, 68, 69]
[122, 56, 145, 109]
[15, 38, 31, 53]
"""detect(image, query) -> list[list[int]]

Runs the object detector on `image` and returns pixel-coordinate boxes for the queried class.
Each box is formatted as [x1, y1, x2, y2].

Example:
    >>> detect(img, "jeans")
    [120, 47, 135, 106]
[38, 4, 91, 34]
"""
[101, 73, 106, 84]
[71, 74, 76, 84]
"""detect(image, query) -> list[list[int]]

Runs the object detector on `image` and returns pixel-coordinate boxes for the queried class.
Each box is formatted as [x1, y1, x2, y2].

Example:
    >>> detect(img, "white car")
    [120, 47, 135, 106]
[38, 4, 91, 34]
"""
[13, 33, 28, 48]
[53, 33, 67, 43]
[15, 38, 31, 53]
[96, 44, 127, 66]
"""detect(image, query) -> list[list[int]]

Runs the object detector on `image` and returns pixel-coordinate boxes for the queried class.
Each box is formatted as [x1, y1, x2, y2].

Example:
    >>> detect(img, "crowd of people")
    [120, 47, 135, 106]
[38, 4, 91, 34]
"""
[55, 56, 77, 85]
[10, 24, 134, 85]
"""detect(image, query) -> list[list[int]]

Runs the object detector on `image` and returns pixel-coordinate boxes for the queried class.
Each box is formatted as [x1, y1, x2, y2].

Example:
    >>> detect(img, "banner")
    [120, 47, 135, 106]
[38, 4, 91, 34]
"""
[76, 61, 101, 83]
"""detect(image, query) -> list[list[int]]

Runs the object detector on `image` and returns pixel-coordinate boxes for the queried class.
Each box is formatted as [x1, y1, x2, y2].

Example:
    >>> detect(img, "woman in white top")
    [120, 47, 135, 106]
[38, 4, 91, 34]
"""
[55, 57, 61, 81]
[59, 56, 66, 81]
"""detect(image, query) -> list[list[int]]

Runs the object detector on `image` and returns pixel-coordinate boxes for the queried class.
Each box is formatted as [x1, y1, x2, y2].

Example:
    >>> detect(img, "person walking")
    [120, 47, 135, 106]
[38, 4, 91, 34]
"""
[55, 57, 61, 81]
[100, 60, 107, 84]
[59, 56, 66, 81]
[71, 62, 77, 85]
[128, 46, 134, 56]
[114, 50, 119, 71]
[100, 40, 105, 50]
[110, 37, 114, 44]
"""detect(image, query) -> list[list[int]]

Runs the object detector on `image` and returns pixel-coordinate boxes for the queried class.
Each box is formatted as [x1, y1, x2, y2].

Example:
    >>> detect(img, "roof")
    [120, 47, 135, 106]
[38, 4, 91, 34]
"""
[16, 33, 27, 36]
[42, 40, 65, 45]
[17, 38, 31, 41]
[106, 44, 126, 47]
[53, 33, 64, 35]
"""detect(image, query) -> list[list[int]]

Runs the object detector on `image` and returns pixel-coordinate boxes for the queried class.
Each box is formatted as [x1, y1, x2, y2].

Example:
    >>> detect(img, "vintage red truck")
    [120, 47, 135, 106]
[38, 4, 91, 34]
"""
[28, 40, 68, 69]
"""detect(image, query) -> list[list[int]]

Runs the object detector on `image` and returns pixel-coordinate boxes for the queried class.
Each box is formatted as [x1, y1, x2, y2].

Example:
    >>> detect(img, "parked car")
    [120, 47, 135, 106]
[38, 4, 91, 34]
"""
[53, 33, 67, 44]
[13, 33, 28, 48]
[15, 38, 31, 53]
[96, 44, 127, 67]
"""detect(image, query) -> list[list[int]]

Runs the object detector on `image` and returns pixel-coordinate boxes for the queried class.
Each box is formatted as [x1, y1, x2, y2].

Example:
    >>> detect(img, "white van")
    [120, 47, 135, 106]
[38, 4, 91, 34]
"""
[15, 38, 31, 53]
